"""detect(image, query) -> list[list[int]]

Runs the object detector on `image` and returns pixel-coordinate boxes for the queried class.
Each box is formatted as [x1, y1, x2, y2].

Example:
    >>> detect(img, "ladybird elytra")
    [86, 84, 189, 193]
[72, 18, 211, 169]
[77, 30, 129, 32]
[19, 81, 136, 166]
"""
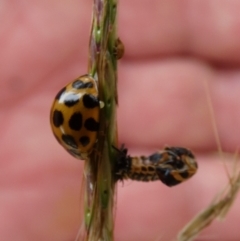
[50, 74, 100, 160]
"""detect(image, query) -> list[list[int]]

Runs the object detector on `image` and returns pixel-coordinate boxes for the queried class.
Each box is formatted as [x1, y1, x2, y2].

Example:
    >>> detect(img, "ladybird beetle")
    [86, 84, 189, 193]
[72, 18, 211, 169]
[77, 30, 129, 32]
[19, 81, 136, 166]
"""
[50, 74, 100, 160]
[114, 38, 125, 60]
[114, 146, 197, 187]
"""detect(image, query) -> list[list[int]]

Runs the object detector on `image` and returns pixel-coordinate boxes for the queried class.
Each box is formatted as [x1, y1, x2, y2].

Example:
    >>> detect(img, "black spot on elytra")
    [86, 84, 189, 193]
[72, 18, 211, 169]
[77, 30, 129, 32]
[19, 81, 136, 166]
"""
[72, 80, 94, 89]
[67, 149, 81, 158]
[55, 87, 66, 100]
[69, 112, 82, 131]
[79, 136, 90, 147]
[52, 110, 64, 127]
[64, 94, 79, 107]
[82, 94, 99, 108]
[84, 118, 99, 131]
[62, 134, 78, 149]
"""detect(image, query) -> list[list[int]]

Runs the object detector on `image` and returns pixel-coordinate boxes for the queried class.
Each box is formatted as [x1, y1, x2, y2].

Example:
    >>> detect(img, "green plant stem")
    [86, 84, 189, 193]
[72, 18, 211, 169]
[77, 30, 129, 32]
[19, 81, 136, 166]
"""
[83, 0, 118, 240]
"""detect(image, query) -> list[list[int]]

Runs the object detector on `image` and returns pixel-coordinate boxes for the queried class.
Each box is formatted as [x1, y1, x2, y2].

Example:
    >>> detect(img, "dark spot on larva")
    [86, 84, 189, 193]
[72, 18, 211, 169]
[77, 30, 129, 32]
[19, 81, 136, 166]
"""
[55, 87, 66, 100]
[84, 118, 99, 131]
[166, 147, 195, 159]
[149, 153, 161, 163]
[132, 167, 140, 173]
[179, 171, 190, 179]
[52, 110, 64, 127]
[79, 136, 90, 147]
[64, 94, 79, 107]
[156, 167, 181, 187]
[141, 166, 147, 172]
[62, 134, 78, 149]
[69, 112, 82, 131]
[148, 166, 155, 172]
[175, 160, 185, 169]
[72, 80, 94, 89]
[164, 176, 182, 187]
[156, 167, 170, 178]
[140, 156, 147, 161]
[165, 158, 184, 169]
[83, 94, 99, 108]
[187, 151, 195, 159]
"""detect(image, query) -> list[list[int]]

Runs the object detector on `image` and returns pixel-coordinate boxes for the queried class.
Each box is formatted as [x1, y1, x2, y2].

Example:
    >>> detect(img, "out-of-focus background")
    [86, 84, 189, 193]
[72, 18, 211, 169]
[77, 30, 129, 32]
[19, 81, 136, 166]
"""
[1, 1, 240, 241]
